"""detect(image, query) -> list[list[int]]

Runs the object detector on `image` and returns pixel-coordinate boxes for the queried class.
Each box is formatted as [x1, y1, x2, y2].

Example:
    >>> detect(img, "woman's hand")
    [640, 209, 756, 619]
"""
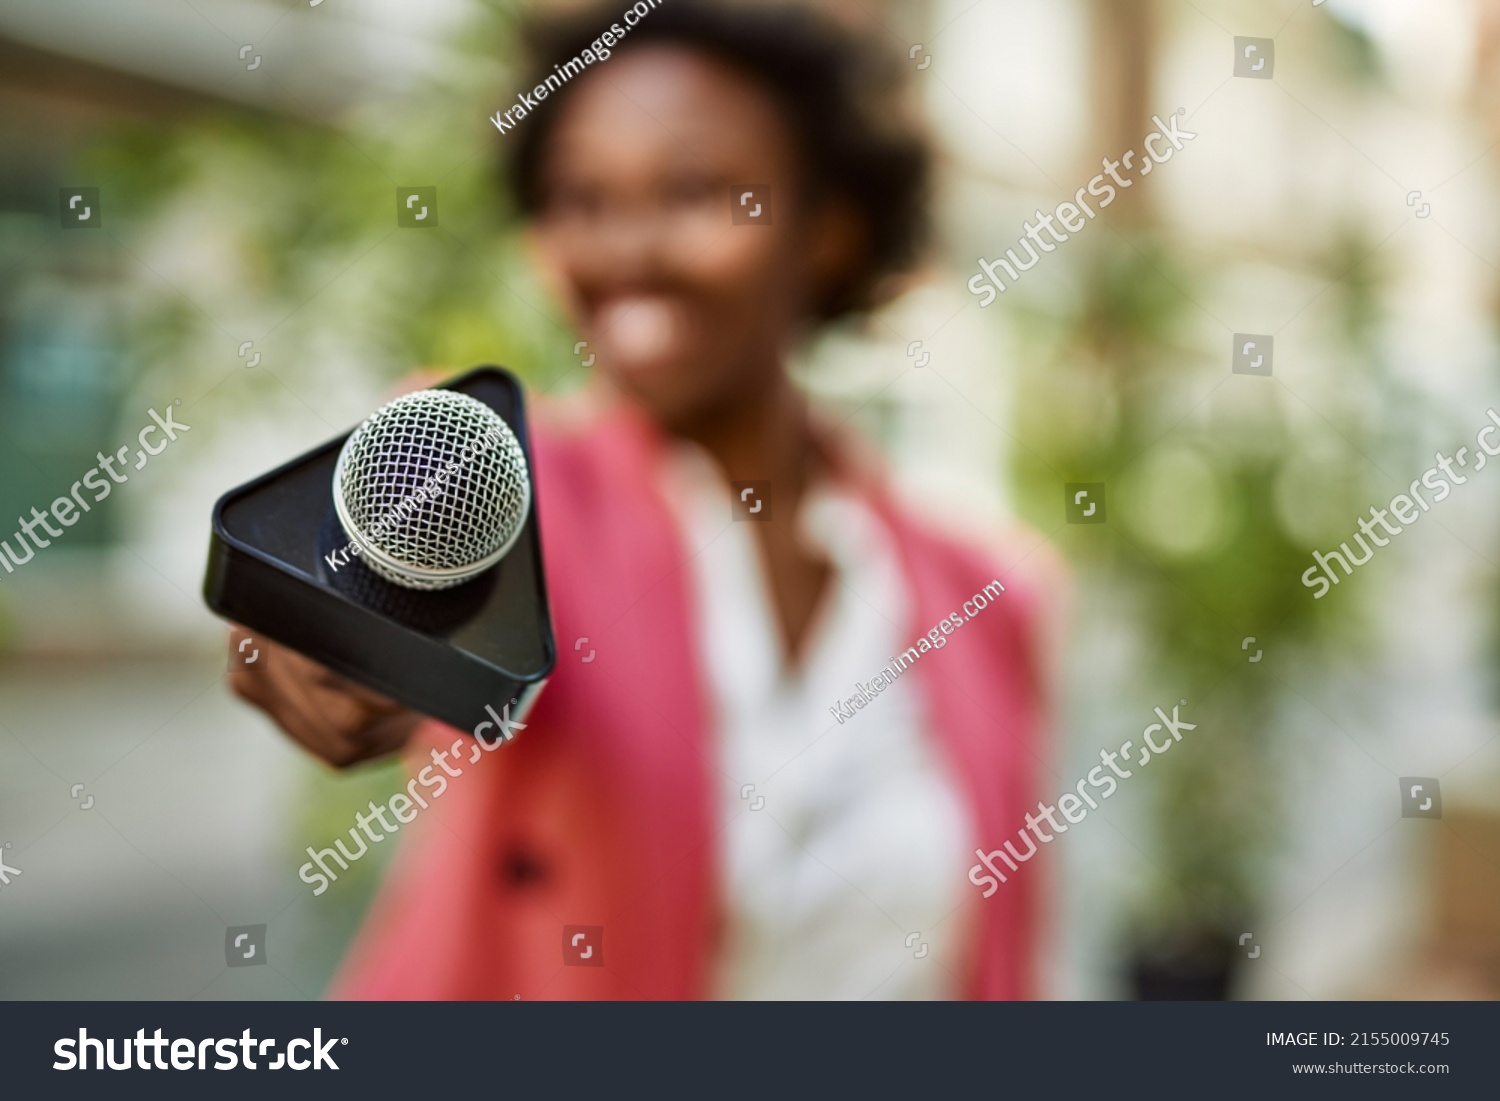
[227, 626, 420, 768]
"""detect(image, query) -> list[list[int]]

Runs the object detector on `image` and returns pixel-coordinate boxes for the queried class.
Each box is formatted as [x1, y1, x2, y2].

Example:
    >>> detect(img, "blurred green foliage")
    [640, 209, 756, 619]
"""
[71, 0, 571, 987]
[82, 0, 573, 414]
[1009, 225, 1398, 952]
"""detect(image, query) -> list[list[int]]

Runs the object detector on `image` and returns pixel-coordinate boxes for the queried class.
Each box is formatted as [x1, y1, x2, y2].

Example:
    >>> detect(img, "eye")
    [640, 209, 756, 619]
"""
[543, 178, 606, 222]
[661, 173, 720, 209]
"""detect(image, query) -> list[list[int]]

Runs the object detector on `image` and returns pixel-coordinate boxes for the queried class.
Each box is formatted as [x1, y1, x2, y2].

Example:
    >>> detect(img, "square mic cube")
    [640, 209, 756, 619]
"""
[203, 366, 556, 733]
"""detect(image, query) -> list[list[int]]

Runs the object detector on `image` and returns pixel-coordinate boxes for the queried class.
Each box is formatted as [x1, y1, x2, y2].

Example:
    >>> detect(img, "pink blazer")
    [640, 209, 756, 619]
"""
[331, 400, 1049, 1000]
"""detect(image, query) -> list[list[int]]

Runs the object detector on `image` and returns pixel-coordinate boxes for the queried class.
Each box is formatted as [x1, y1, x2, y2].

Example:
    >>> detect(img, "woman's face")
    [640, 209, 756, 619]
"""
[528, 46, 856, 431]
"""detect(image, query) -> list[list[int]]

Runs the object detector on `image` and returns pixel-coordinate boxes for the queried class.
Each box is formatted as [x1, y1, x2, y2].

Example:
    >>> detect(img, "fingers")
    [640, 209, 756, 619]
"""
[238, 627, 401, 714]
[351, 709, 424, 762]
[225, 626, 417, 769]
[276, 665, 377, 766]
[308, 662, 404, 713]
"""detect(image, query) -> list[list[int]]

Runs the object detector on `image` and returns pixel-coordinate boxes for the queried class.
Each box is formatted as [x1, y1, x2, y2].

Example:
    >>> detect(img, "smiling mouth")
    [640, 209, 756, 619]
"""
[593, 296, 688, 372]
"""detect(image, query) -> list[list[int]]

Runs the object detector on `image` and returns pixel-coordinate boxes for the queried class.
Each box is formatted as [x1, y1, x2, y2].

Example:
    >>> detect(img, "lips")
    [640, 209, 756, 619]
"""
[593, 295, 688, 373]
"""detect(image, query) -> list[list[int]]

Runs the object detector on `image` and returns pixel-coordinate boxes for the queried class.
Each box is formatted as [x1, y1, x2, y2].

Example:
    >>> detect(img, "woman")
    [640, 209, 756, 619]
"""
[231, 0, 1050, 1000]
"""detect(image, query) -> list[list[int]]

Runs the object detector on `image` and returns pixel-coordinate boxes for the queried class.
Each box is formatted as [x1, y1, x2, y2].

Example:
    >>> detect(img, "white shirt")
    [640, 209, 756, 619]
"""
[660, 445, 972, 1000]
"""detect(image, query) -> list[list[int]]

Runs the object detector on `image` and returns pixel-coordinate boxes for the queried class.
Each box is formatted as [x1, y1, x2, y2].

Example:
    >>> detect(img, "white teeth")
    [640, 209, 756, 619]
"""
[597, 297, 680, 366]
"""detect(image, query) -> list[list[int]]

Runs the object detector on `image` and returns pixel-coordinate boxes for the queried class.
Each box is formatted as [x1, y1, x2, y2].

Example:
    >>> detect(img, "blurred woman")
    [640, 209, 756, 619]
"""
[231, 0, 1050, 1000]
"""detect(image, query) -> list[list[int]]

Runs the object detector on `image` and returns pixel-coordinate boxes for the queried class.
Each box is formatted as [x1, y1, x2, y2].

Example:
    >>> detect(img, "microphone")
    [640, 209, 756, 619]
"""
[333, 390, 531, 591]
[204, 367, 556, 732]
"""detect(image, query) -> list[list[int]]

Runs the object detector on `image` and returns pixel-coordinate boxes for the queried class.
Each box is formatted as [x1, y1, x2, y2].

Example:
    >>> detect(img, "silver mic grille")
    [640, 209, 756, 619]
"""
[332, 389, 531, 591]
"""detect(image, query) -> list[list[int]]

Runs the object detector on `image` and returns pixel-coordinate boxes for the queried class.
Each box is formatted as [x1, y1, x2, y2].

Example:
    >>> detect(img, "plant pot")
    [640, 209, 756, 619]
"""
[1128, 927, 1238, 1000]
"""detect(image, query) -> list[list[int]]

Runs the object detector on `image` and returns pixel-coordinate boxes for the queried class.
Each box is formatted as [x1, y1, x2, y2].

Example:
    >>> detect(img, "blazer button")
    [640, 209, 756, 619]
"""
[501, 845, 548, 888]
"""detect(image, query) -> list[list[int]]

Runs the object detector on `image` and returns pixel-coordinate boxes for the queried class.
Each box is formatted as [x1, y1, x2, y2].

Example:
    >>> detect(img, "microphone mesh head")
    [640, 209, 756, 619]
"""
[332, 389, 531, 591]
